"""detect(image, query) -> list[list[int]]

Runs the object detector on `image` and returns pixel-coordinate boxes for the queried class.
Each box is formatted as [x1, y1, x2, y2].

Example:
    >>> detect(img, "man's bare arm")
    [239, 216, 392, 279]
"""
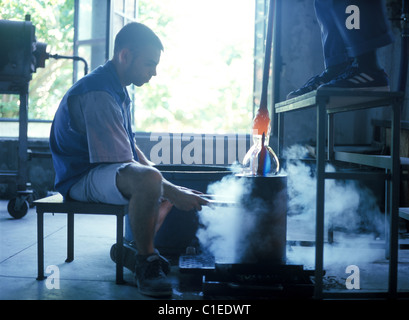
[133, 144, 208, 211]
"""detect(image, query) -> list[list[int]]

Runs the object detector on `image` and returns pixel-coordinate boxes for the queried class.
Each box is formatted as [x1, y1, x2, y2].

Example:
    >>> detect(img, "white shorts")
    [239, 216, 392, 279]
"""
[69, 163, 131, 205]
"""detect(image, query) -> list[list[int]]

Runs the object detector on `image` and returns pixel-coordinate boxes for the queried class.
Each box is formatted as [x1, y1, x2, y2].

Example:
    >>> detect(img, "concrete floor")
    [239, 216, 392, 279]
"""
[1, 199, 409, 300]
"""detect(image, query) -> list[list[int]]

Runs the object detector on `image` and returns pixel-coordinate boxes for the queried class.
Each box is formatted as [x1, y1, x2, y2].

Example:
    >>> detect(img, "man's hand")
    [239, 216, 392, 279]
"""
[165, 185, 209, 212]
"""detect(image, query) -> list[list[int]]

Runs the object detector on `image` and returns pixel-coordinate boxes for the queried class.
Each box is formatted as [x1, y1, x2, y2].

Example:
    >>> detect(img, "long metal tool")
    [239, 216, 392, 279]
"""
[259, 0, 275, 112]
[399, 0, 409, 117]
[201, 194, 239, 207]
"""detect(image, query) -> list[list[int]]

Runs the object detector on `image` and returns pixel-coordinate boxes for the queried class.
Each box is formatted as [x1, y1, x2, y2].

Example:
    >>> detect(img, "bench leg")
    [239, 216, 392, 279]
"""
[36, 210, 46, 280]
[66, 213, 74, 262]
[116, 214, 125, 284]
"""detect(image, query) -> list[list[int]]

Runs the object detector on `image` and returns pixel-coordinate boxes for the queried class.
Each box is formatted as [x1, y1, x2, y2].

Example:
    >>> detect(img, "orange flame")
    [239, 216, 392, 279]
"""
[252, 108, 270, 136]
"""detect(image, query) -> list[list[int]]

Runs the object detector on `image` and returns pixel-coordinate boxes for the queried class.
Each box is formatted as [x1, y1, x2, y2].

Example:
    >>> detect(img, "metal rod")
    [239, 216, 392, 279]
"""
[66, 212, 74, 262]
[201, 195, 239, 207]
[205, 200, 240, 207]
[201, 194, 236, 200]
[259, 0, 275, 110]
[49, 53, 89, 75]
[36, 210, 45, 281]
[18, 89, 28, 191]
[116, 211, 125, 284]
[388, 97, 401, 298]
[314, 99, 326, 299]
[399, 0, 409, 118]
[328, 113, 334, 161]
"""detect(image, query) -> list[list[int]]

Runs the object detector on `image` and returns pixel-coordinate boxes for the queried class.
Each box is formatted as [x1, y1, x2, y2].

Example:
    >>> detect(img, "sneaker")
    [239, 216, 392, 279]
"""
[286, 69, 342, 99]
[134, 253, 173, 297]
[110, 241, 171, 275]
[318, 66, 390, 91]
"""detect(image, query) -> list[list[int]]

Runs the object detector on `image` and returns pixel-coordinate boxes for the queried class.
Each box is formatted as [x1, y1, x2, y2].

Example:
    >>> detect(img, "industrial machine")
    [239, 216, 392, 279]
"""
[0, 15, 87, 218]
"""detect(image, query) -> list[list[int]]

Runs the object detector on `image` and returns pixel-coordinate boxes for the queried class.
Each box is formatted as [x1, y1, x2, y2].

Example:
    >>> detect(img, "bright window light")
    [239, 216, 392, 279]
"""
[134, 0, 255, 134]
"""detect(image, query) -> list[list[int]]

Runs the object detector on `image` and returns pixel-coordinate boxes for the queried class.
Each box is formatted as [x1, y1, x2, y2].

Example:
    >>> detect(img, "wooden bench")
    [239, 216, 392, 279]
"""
[34, 193, 127, 284]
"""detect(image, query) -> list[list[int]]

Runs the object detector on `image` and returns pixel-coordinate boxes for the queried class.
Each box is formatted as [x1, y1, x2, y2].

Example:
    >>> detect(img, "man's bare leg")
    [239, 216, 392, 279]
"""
[116, 163, 162, 255]
[156, 199, 173, 233]
[115, 163, 172, 297]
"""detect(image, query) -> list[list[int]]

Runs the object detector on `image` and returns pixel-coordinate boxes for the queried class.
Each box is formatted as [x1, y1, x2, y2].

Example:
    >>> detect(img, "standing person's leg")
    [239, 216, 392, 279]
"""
[315, 0, 351, 70]
[331, 0, 393, 65]
[320, 0, 394, 90]
[287, 0, 351, 99]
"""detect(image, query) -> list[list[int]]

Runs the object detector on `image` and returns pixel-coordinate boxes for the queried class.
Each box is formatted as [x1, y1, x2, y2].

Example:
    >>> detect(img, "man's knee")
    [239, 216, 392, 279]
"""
[139, 166, 163, 192]
[117, 164, 162, 198]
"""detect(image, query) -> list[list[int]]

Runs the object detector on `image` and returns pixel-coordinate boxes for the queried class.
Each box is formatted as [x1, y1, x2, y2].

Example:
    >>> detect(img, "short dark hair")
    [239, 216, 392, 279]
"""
[114, 22, 163, 55]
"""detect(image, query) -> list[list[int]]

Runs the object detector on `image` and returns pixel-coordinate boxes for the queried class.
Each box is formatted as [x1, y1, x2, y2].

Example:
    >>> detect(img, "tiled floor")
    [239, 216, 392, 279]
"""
[1, 199, 409, 300]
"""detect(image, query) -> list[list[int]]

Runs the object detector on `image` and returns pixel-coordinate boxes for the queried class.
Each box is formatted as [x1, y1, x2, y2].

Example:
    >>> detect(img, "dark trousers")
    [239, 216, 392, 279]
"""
[314, 0, 394, 68]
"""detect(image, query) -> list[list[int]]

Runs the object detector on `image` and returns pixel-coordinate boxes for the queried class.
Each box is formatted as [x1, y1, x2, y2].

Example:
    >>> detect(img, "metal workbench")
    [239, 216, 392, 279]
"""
[275, 88, 405, 299]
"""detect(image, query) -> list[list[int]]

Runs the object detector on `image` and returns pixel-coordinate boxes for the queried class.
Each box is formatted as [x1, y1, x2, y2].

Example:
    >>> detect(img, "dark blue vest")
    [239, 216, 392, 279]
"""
[49, 61, 138, 197]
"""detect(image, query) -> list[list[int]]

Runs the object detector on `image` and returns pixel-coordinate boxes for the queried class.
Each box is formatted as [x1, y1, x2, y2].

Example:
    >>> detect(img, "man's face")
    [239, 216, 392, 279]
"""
[127, 44, 161, 87]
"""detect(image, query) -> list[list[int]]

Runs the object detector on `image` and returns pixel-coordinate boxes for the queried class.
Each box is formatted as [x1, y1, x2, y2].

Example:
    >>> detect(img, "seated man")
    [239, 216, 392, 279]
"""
[49, 22, 208, 297]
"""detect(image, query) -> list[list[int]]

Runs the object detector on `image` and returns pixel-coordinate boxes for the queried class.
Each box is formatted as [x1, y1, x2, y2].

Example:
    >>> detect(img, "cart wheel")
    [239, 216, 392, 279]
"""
[7, 197, 29, 219]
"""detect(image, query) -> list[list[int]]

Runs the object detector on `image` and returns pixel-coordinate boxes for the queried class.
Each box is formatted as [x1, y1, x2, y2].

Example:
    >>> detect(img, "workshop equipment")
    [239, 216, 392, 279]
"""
[242, 0, 279, 176]
[0, 15, 87, 218]
[178, 174, 315, 299]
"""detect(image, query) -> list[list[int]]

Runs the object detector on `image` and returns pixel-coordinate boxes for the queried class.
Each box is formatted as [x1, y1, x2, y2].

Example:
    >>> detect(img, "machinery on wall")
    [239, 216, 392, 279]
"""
[0, 15, 87, 218]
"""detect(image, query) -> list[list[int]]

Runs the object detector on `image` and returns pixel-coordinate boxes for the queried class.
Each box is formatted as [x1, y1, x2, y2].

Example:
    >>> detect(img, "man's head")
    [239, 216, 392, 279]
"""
[113, 22, 164, 87]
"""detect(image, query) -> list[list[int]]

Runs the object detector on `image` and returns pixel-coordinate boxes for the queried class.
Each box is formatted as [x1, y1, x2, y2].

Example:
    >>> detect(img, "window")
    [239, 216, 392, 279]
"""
[74, 0, 110, 82]
[111, 0, 139, 47]
[90, 0, 257, 135]
[129, 0, 256, 134]
[110, 0, 139, 128]
[1, 1, 270, 138]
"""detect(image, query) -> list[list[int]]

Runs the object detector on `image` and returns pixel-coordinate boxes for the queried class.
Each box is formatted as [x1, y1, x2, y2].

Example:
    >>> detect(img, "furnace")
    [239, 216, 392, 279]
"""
[179, 174, 315, 299]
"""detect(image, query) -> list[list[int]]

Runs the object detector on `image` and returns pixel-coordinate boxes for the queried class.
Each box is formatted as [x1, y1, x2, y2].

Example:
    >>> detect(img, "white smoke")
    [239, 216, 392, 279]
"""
[283, 144, 384, 268]
[284, 145, 365, 229]
[196, 144, 385, 269]
[196, 175, 254, 263]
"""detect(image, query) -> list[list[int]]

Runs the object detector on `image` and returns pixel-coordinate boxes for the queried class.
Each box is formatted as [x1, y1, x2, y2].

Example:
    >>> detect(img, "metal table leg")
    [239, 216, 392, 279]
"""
[116, 213, 125, 284]
[314, 100, 327, 299]
[36, 210, 46, 280]
[278, 112, 284, 158]
[388, 98, 401, 298]
[66, 212, 74, 262]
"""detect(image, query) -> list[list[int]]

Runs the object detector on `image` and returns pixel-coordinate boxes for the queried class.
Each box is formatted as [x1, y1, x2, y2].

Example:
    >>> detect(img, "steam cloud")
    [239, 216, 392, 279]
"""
[196, 175, 255, 263]
[196, 144, 385, 269]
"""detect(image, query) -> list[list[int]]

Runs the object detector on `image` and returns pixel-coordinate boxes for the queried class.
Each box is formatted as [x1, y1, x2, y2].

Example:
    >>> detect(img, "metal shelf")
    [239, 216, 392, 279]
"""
[275, 88, 405, 299]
